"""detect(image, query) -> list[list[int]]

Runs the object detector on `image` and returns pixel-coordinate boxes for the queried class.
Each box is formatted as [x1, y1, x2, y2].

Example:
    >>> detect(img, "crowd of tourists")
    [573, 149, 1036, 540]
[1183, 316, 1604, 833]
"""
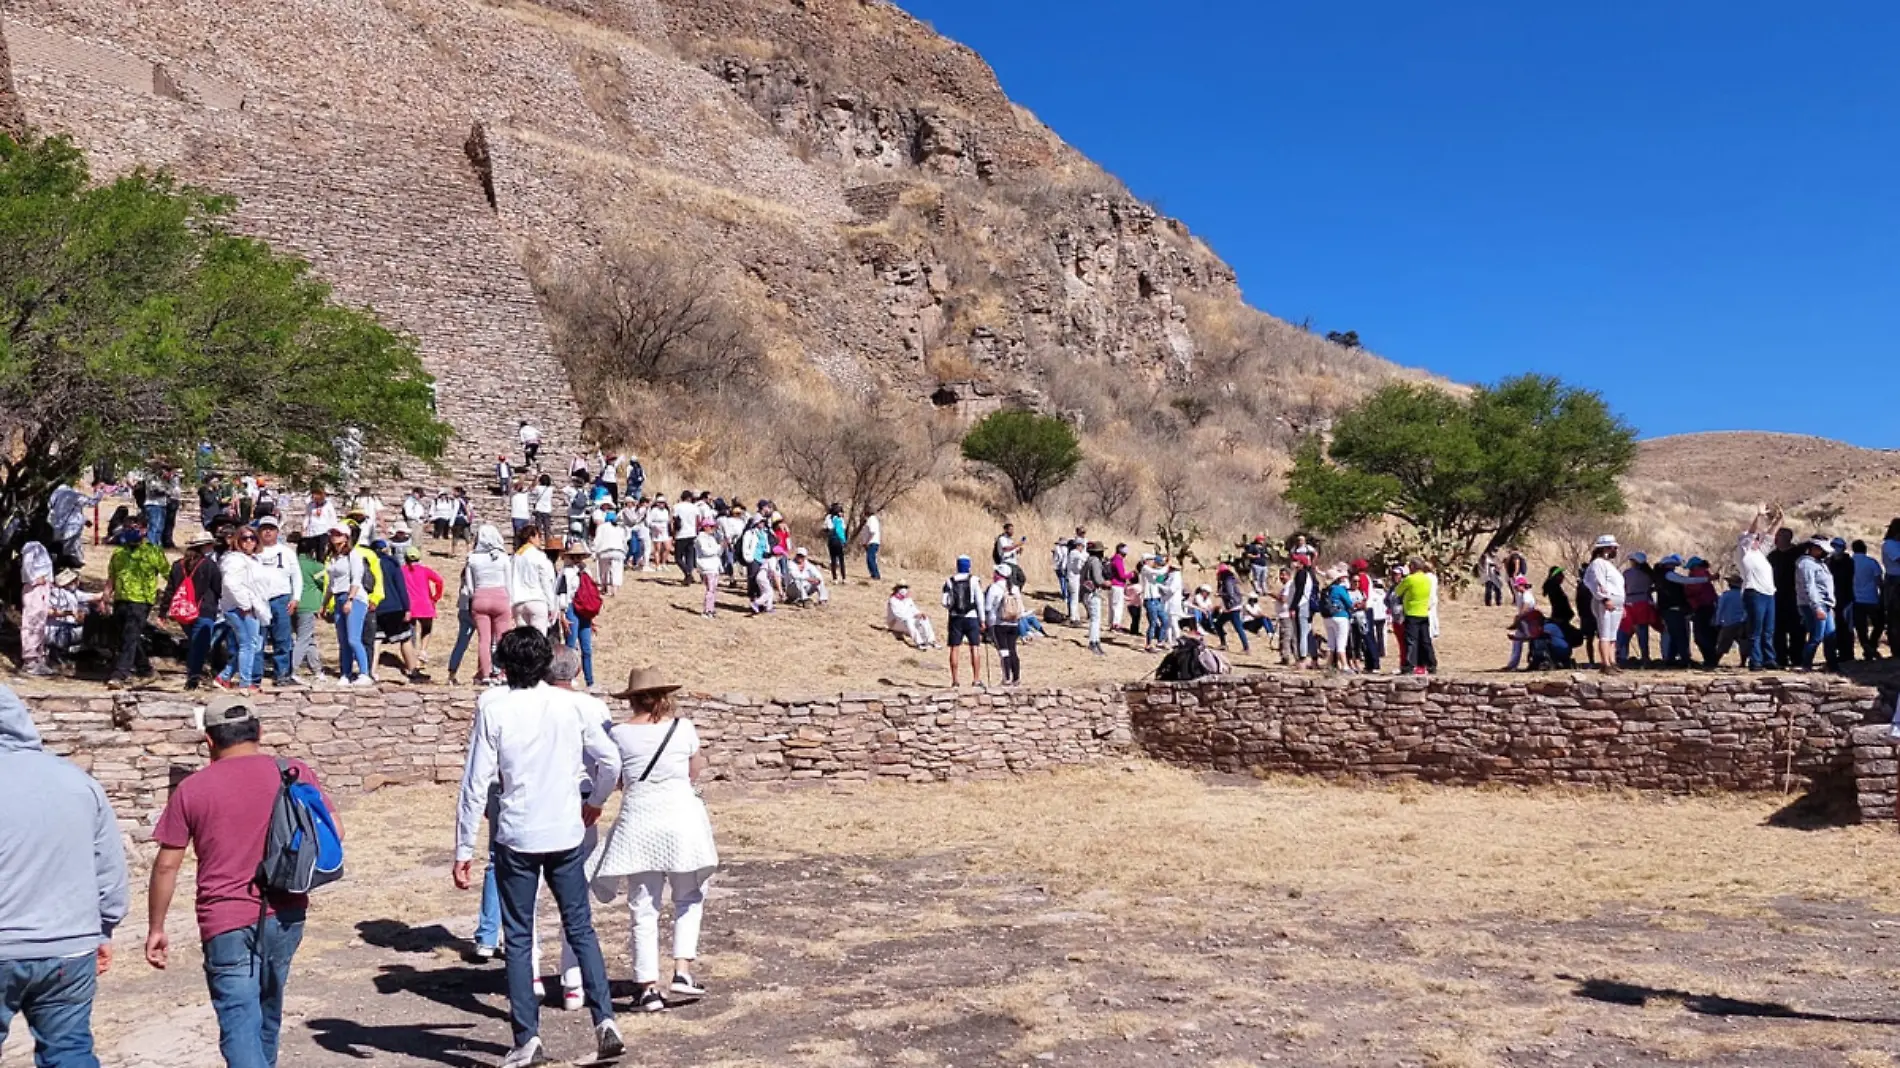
[1487, 505, 1894, 675]
[0, 625, 721, 1068]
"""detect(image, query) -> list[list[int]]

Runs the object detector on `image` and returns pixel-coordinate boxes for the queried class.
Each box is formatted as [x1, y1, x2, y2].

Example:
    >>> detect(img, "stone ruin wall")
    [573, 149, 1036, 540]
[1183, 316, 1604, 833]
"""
[20, 672, 1900, 850]
[0, 17, 583, 496]
[0, 15, 24, 137]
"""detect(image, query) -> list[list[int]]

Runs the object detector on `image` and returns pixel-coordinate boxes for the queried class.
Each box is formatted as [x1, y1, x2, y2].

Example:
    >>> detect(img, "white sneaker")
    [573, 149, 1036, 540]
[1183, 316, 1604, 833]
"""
[562, 986, 584, 1012]
[474, 943, 496, 960]
[498, 1036, 547, 1067]
[532, 978, 545, 999]
[670, 972, 706, 997]
[350, 675, 375, 687]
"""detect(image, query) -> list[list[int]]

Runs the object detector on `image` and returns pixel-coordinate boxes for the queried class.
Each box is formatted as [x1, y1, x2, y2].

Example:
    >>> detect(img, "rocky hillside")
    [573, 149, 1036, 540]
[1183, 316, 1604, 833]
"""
[0, 0, 1415, 490]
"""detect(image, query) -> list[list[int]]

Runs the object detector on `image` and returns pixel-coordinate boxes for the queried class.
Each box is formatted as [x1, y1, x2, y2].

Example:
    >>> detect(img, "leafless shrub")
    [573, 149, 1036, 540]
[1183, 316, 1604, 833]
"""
[777, 398, 934, 540]
[543, 241, 760, 403]
[1077, 459, 1141, 527]
[1150, 464, 1208, 564]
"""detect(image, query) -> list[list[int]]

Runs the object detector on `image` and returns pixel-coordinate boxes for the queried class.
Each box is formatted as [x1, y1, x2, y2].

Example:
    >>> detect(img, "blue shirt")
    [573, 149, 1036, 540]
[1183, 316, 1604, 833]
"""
[1855, 554, 1884, 604]
[1713, 588, 1746, 627]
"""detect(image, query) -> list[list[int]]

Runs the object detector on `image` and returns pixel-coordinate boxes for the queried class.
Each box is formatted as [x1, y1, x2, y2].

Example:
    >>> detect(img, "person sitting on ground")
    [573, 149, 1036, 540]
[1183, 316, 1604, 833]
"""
[886, 584, 939, 649]
[1187, 584, 1218, 635]
[44, 570, 102, 671]
[784, 548, 829, 606]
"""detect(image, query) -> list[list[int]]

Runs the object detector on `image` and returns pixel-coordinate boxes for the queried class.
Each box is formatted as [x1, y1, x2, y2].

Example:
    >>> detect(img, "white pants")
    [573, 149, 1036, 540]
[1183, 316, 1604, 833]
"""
[514, 601, 551, 634]
[625, 871, 709, 984]
[597, 551, 625, 590]
[901, 618, 937, 648]
[1110, 590, 1125, 629]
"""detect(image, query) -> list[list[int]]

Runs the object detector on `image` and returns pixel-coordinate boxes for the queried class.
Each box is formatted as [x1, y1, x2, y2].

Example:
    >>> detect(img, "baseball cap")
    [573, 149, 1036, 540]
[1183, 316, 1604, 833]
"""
[200, 693, 257, 730]
[256, 515, 281, 528]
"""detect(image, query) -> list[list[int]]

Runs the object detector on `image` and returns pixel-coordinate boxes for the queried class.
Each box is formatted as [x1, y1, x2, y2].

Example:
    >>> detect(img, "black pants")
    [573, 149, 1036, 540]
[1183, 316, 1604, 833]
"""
[110, 601, 152, 679]
[1833, 602, 1856, 664]
[1773, 601, 1801, 669]
[676, 538, 696, 582]
[1403, 616, 1436, 674]
[992, 625, 1021, 684]
[162, 502, 180, 548]
[1857, 601, 1885, 658]
[1361, 615, 1383, 672]
[827, 537, 847, 582]
[523, 442, 540, 467]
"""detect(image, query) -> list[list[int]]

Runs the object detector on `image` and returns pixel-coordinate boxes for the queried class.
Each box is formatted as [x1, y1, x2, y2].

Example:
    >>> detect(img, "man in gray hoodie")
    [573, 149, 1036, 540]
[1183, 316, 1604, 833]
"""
[0, 684, 130, 1067]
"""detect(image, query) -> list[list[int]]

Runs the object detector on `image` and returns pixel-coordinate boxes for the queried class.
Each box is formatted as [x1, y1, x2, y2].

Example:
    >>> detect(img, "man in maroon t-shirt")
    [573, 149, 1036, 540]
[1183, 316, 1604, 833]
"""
[146, 694, 337, 1068]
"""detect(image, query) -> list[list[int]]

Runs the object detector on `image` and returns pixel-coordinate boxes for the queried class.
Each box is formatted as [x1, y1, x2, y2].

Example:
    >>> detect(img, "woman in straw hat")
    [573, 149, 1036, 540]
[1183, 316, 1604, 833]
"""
[588, 667, 719, 1013]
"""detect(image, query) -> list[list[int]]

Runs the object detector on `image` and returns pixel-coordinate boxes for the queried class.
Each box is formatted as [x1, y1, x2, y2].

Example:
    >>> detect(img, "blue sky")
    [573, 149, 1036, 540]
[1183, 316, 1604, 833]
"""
[891, 1, 1898, 446]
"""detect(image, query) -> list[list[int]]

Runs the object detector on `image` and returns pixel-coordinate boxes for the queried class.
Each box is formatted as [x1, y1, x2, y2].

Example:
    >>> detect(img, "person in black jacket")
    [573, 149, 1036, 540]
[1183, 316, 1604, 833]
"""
[1827, 538, 1858, 665]
[372, 539, 420, 681]
[160, 532, 224, 689]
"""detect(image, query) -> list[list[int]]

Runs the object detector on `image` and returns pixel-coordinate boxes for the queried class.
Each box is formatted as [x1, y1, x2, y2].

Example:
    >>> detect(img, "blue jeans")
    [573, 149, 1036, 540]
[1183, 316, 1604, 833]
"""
[185, 617, 218, 684]
[563, 607, 595, 686]
[1018, 615, 1046, 638]
[334, 598, 370, 680]
[1057, 571, 1071, 610]
[474, 843, 502, 949]
[1802, 611, 1835, 669]
[0, 954, 98, 1067]
[1144, 598, 1167, 644]
[143, 503, 168, 547]
[202, 910, 305, 1068]
[446, 606, 477, 679]
[264, 595, 293, 681]
[218, 610, 262, 687]
[866, 543, 881, 580]
[1742, 589, 1776, 668]
[492, 842, 613, 1046]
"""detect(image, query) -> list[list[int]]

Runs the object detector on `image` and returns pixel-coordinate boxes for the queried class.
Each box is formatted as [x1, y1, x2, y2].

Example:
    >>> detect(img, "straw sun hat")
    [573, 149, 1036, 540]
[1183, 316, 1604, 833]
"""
[610, 665, 681, 700]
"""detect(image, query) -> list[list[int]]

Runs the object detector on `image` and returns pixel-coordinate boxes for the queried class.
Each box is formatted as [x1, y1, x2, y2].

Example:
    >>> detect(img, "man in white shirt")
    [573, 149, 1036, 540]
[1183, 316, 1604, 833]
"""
[401, 488, 427, 528]
[305, 488, 338, 536]
[942, 557, 988, 687]
[508, 482, 532, 537]
[864, 512, 883, 581]
[453, 628, 623, 1067]
[252, 517, 304, 686]
[994, 524, 1019, 568]
[518, 422, 542, 468]
[1737, 505, 1780, 670]
[671, 493, 700, 585]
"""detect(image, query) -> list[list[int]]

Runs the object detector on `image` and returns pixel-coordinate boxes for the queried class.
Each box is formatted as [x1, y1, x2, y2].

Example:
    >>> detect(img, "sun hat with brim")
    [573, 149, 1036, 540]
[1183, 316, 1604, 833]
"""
[1807, 537, 1832, 552]
[1592, 535, 1619, 549]
[328, 522, 354, 537]
[54, 570, 80, 587]
[562, 543, 593, 558]
[611, 666, 681, 700]
[1628, 551, 1649, 565]
[185, 531, 216, 548]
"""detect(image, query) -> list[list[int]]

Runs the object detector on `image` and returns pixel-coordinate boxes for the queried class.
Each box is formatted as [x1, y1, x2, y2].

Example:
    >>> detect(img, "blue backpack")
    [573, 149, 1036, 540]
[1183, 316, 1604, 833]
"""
[256, 759, 344, 899]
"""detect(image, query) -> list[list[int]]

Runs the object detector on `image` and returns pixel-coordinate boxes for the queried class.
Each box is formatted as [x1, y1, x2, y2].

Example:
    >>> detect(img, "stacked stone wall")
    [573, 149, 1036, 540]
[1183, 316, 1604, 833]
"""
[1, 19, 583, 492]
[0, 14, 19, 137]
[1129, 674, 1884, 806]
[24, 685, 1131, 838]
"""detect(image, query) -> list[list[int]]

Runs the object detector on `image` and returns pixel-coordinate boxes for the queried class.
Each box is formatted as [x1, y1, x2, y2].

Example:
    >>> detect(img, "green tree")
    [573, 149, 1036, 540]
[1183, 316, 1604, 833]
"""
[1286, 374, 1635, 570]
[960, 409, 1082, 505]
[0, 131, 447, 551]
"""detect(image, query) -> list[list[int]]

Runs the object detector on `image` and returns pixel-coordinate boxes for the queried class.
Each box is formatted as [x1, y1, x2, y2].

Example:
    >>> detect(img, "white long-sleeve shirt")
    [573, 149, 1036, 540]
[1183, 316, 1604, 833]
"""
[463, 549, 510, 591]
[216, 550, 271, 621]
[454, 684, 620, 861]
[1737, 532, 1775, 597]
[508, 548, 557, 607]
[253, 542, 302, 603]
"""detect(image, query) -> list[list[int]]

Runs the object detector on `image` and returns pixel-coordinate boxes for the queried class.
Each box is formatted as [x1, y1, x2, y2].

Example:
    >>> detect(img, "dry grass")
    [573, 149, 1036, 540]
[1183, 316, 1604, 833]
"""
[711, 763, 1900, 923]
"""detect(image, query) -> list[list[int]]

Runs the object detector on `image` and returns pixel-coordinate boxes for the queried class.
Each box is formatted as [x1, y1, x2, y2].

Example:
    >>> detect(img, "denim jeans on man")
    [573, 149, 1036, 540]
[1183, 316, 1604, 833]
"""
[1741, 588, 1776, 669]
[1143, 597, 1166, 646]
[202, 910, 304, 1068]
[144, 503, 168, 548]
[263, 595, 293, 681]
[473, 844, 502, 951]
[217, 610, 262, 688]
[492, 842, 613, 1047]
[865, 543, 881, 581]
[185, 617, 218, 685]
[563, 607, 595, 687]
[0, 954, 99, 1068]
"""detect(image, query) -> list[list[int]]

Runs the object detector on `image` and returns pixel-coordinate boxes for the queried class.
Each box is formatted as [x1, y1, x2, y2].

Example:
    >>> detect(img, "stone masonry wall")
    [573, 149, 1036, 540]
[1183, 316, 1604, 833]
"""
[23, 685, 1131, 839]
[1129, 673, 1883, 801]
[0, 14, 20, 137]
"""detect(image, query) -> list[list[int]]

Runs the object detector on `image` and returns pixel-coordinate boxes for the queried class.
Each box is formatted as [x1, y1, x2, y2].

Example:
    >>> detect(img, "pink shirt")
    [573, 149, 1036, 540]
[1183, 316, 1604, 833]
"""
[153, 754, 332, 942]
[404, 563, 445, 620]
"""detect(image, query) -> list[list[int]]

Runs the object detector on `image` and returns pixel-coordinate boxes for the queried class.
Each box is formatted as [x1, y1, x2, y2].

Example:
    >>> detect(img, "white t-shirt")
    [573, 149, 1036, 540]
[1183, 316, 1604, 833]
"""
[645, 504, 671, 535]
[1737, 534, 1776, 597]
[519, 424, 542, 446]
[307, 499, 338, 533]
[672, 501, 698, 538]
[509, 491, 531, 522]
[533, 485, 555, 514]
[865, 515, 882, 546]
[610, 719, 701, 786]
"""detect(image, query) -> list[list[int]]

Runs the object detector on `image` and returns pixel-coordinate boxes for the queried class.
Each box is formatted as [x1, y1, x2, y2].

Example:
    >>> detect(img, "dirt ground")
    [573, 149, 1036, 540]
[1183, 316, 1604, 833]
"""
[60, 765, 1900, 1068]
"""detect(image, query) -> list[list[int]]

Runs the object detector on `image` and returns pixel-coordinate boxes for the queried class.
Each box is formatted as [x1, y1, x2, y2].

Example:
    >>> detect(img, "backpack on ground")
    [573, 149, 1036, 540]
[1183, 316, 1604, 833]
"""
[167, 567, 201, 626]
[256, 759, 344, 899]
[1155, 639, 1211, 682]
[573, 571, 604, 622]
[947, 575, 976, 615]
[1196, 644, 1232, 677]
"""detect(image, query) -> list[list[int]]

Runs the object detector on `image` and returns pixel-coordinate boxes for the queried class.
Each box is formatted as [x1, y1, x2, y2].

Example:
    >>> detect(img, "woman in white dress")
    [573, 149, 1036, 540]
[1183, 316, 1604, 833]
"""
[588, 667, 719, 1013]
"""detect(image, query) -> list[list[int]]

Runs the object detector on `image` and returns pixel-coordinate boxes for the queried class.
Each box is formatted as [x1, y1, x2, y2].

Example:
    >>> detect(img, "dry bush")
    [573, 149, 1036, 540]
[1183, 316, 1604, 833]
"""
[1074, 459, 1142, 527]
[777, 398, 935, 539]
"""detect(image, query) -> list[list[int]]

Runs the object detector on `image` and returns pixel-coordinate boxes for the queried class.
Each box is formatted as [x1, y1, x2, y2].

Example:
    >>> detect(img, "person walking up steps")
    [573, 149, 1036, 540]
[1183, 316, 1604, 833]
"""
[454, 628, 624, 1068]
[0, 685, 129, 1068]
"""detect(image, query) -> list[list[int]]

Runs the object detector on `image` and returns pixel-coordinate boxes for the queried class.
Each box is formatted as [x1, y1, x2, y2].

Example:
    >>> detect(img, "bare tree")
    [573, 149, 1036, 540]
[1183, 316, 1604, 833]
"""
[1077, 459, 1141, 527]
[778, 402, 933, 541]
[1150, 465, 1208, 565]
[545, 241, 759, 400]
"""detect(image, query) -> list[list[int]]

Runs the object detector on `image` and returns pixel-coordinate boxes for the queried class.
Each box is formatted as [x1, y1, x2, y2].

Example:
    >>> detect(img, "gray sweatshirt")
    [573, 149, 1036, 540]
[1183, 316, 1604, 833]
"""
[0, 686, 129, 961]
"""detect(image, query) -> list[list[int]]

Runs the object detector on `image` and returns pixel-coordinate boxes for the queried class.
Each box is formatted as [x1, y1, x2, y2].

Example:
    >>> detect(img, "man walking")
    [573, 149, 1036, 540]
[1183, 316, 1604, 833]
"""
[147, 694, 337, 1068]
[0, 684, 129, 1067]
[103, 520, 169, 688]
[942, 557, 988, 687]
[454, 628, 624, 1068]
